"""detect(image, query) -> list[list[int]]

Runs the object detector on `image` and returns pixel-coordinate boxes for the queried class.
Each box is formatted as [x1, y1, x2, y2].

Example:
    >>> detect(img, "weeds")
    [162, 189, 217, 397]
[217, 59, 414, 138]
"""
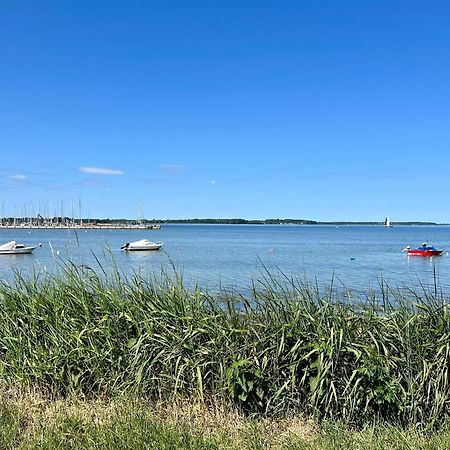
[0, 263, 448, 428]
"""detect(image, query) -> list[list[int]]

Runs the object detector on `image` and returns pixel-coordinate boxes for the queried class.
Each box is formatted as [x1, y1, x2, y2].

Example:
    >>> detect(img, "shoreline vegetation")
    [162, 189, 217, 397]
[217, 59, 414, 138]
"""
[0, 216, 447, 228]
[1, 392, 449, 449]
[0, 263, 449, 447]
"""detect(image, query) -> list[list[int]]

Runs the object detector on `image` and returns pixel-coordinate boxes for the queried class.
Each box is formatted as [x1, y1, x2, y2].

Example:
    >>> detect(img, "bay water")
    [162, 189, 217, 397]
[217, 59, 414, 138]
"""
[1, 224, 450, 297]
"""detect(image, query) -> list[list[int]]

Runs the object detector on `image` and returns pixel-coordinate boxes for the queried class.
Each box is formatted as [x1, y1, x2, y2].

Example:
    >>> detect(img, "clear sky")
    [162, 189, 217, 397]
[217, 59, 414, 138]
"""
[1, 1, 450, 222]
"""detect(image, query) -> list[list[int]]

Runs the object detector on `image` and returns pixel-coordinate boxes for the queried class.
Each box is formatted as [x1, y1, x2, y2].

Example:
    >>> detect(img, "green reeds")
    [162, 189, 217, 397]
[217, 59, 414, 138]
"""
[0, 263, 448, 428]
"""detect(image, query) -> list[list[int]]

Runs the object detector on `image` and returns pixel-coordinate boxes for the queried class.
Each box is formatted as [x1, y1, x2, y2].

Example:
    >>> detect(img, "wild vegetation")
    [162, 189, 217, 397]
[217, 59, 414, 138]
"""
[0, 393, 231, 450]
[1, 391, 450, 449]
[0, 262, 449, 442]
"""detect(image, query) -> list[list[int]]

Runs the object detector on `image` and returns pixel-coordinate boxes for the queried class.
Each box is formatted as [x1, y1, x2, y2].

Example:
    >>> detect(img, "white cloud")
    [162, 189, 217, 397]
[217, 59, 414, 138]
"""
[159, 164, 187, 174]
[8, 174, 27, 180]
[79, 166, 124, 175]
[77, 178, 103, 186]
[143, 178, 175, 184]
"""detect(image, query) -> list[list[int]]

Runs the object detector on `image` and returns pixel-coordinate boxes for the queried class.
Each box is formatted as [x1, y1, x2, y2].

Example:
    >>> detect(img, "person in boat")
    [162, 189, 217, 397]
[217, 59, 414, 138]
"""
[421, 243, 436, 251]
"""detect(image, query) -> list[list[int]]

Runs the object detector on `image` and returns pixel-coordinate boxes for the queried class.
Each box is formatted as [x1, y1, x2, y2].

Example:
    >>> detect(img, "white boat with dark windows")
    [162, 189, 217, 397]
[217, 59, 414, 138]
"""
[0, 240, 37, 255]
[121, 239, 163, 251]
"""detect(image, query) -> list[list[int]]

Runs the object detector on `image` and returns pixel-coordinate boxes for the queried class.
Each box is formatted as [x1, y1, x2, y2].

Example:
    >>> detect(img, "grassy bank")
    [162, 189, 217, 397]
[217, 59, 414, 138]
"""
[0, 265, 449, 429]
[0, 390, 449, 449]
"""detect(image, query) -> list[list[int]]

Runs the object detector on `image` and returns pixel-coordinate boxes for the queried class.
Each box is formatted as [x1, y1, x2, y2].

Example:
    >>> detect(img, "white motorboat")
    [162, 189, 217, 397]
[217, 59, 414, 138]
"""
[121, 239, 163, 251]
[0, 240, 37, 255]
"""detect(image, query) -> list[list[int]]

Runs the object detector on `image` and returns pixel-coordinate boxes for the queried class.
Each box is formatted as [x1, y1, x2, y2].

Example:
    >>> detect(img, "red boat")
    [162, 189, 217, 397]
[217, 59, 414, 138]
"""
[403, 244, 444, 257]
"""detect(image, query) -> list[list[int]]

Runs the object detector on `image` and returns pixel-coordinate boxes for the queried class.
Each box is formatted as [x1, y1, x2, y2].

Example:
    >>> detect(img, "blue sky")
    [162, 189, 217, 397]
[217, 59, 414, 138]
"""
[1, 1, 450, 221]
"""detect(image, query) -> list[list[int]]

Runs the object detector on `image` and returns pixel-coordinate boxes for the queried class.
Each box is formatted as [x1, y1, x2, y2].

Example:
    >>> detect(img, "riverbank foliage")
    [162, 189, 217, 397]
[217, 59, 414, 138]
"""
[0, 265, 448, 431]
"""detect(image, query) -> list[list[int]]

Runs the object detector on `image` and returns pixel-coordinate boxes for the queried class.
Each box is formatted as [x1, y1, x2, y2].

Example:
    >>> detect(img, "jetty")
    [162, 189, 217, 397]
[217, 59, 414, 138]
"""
[0, 217, 161, 230]
[0, 224, 161, 230]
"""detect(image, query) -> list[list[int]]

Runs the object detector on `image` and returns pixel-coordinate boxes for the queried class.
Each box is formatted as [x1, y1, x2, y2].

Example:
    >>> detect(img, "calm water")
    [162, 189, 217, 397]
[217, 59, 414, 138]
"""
[1, 224, 450, 296]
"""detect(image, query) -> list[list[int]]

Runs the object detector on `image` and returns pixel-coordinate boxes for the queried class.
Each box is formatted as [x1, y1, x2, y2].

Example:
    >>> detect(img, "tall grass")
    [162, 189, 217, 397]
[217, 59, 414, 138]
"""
[0, 263, 448, 428]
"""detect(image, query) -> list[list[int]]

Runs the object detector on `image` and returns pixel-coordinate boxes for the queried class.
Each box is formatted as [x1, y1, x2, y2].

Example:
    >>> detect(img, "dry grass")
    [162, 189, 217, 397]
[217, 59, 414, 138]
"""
[0, 387, 449, 449]
[0, 387, 317, 449]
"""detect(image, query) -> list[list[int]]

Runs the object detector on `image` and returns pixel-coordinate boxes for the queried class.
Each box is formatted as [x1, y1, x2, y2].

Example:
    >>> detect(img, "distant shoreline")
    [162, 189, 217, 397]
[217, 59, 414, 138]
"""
[0, 218, 448, 229]
[158, 220, 447, 226]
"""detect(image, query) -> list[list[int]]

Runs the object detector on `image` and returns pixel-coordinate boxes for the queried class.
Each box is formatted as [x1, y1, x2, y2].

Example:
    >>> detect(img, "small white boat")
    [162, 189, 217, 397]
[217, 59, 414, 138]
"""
[121, 239, 163, 251]
[0, 240, 37, 255]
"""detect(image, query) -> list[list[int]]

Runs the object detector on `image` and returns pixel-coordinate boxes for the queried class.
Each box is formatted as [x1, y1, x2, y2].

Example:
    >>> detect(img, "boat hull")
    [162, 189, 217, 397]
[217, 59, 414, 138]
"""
[123, 245, 162, 251]
[407, 249, 443, 257]
[0, 247, 36, 255]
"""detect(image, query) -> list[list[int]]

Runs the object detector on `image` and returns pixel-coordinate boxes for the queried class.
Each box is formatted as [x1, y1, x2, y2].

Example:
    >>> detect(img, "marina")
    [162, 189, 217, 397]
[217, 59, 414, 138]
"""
[0, 223, 161, 230]
[0, 216, 162, 230]
[0, 202, 161, 230]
